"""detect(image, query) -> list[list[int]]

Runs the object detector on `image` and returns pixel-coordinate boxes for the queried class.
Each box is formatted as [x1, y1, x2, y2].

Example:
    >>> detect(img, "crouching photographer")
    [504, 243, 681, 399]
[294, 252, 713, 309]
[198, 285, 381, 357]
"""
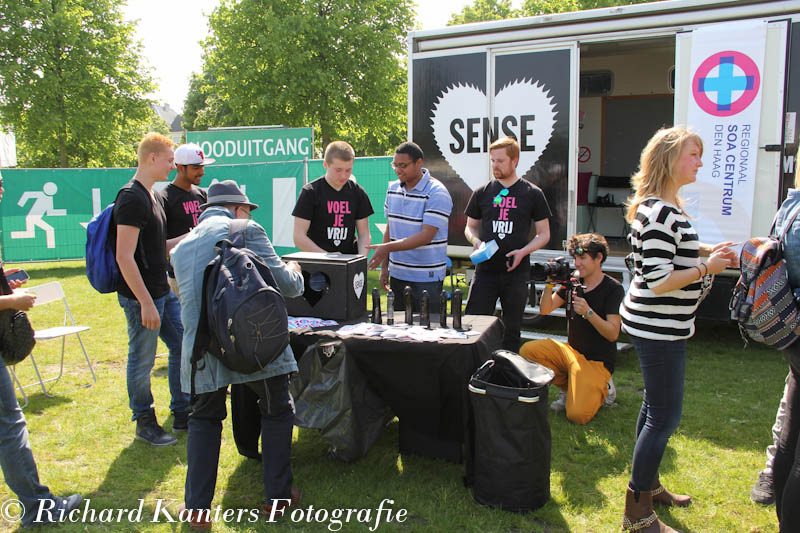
[520, 234, 624, 424]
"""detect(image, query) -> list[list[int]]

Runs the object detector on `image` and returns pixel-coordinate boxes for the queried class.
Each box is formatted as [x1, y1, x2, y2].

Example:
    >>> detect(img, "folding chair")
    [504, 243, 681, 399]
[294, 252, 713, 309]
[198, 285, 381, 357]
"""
[9, 281, 96, 405]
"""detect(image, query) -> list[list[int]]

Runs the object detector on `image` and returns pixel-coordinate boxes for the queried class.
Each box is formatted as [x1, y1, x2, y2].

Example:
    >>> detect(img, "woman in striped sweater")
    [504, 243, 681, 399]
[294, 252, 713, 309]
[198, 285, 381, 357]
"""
[620, 127, 737, 532]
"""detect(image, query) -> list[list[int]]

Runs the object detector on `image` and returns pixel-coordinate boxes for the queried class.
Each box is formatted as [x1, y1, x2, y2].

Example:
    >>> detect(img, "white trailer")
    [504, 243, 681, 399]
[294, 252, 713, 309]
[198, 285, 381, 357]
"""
[408, 0, 800, 321]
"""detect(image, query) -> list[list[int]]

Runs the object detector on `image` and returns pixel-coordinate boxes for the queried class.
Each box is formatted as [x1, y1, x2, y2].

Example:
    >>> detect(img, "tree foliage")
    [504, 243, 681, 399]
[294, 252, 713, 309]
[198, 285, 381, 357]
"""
[448, 0, 516, 26]
[0, 0, 159, 167]
[448, 0, 656, 26]
[184, 0, 414, 157]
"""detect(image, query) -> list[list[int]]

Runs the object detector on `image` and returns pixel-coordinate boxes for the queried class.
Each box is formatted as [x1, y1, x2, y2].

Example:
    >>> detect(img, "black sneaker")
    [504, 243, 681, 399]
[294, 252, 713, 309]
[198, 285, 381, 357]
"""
[135, 413, 177, 446]
[173, 411, 189, 433]
[750, 470, 775, 505]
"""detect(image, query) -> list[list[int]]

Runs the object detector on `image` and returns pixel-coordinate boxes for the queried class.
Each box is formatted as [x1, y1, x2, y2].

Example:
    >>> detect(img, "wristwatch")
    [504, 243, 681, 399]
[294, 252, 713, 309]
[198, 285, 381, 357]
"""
[583, 309, 594, 320]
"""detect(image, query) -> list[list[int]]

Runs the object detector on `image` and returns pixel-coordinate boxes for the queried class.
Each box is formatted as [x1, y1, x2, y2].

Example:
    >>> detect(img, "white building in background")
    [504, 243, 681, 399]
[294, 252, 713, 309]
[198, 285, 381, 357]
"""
[152, 103, 184, 145]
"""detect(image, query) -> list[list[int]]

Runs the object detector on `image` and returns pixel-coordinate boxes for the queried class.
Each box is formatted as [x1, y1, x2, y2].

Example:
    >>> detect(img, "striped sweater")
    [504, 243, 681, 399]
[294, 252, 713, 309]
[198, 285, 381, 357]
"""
[620, 197, 703, 340]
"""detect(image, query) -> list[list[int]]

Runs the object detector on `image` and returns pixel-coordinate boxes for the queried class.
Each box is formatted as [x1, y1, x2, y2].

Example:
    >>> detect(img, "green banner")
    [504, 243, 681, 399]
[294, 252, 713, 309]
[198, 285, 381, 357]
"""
[187, 127, 313, 165]
[0, 156, 395, 263]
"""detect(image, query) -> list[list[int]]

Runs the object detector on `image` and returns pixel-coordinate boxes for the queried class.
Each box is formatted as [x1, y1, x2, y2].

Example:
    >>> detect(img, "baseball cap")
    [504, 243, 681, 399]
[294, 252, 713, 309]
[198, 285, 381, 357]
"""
[174, 143, 215, 166]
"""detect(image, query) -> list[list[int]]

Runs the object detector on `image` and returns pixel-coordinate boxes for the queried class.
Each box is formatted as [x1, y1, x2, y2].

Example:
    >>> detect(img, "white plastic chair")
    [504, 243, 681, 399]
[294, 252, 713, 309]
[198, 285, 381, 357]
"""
[9, 281, 96, 406]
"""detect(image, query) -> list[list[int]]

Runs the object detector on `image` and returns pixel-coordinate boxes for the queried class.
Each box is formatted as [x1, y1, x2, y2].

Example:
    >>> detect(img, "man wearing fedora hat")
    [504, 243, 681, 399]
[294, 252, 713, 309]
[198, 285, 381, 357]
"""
[171, 180, 304, 527]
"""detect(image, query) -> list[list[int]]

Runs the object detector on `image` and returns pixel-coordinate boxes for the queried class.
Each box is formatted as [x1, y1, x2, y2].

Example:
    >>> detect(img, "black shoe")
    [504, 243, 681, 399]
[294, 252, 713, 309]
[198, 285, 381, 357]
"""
[135, 413, 177, 446]
[172, 411, 189, 433]
[750, 470, 775, 505]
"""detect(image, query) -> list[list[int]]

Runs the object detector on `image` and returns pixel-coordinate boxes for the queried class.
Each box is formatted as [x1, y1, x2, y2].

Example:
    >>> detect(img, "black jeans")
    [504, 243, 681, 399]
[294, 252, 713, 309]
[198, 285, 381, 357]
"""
[774, 343, 800, 532]
[184, 374, 294, 510]
[389, 277, 443, 315]
[465, 266, 528, 352]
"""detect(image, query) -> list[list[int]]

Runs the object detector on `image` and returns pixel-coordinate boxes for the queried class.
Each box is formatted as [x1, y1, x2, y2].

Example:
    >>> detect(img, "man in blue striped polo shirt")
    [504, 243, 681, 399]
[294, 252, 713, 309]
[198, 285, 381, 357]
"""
[367, 142, 452, 314]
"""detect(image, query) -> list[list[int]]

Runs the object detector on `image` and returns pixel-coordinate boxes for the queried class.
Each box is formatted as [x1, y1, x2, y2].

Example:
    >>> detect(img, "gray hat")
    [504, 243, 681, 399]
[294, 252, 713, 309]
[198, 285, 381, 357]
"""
[200, 180, 259, 211]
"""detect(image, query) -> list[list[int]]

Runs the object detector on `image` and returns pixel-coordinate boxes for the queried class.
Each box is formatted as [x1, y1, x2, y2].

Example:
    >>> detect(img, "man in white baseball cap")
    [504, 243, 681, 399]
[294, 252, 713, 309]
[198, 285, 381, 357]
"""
[155, 143, 215, 432]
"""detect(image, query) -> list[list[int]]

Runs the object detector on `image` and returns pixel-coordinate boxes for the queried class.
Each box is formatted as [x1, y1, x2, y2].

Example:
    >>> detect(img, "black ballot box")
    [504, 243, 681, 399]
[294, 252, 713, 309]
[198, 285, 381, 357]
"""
[281, 252, 367, 321]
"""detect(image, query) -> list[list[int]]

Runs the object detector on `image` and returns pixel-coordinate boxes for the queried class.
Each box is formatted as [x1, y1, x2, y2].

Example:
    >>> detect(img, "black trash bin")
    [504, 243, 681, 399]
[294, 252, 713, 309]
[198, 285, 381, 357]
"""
[468, 349, 555, 512]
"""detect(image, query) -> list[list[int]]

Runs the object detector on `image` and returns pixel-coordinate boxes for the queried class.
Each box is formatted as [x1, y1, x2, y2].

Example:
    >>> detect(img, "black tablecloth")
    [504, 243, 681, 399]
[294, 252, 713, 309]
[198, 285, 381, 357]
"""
[232, 314, 503, 462]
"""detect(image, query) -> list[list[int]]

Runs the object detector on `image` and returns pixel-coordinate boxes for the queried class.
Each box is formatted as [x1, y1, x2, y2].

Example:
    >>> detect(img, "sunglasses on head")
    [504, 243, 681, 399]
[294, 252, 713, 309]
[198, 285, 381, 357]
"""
[493, 188, 509, 205]
[569, 247, 591, 257]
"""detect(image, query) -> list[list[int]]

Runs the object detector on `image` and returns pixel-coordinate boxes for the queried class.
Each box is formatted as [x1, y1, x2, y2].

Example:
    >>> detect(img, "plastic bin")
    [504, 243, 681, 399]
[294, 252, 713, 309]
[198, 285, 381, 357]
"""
[468, 349, 555, 512]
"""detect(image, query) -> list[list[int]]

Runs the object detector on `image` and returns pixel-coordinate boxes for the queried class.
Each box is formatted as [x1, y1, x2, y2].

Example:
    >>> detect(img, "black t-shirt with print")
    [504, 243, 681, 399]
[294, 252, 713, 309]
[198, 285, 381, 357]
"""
[112, 179, 169, 300]
[465, 178, 552, 272]
[291, 176, 374, 254]
[156, 183, 207, 278]
[557, 274, 625, 373]
[156, 183, 207, 239]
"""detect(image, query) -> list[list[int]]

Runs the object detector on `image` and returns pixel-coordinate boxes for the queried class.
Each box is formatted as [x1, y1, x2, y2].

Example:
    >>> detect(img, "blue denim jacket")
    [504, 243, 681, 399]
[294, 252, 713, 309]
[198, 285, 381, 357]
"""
[170, 206, 304, 394]
[773, 189, 800, 291]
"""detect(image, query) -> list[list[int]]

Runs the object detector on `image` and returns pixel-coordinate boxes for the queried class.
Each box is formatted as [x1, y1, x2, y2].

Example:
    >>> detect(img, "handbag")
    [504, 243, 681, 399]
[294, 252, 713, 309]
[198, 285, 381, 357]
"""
[0, 268, 35, 365]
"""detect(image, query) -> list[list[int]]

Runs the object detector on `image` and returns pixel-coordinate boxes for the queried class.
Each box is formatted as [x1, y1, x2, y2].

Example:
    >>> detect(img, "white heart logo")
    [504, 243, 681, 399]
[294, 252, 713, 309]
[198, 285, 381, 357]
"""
[431, 79, 557, 191]
[498, 233, 506, 240]
[353, 272, 364, 299]
[334, 240, 341, 246]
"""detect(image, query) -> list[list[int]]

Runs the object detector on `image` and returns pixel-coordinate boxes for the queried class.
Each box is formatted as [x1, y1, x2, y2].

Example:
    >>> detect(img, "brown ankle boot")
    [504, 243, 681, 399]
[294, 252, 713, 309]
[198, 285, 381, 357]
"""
[622, 486, 678, 532]
[652, 474, 692, 507]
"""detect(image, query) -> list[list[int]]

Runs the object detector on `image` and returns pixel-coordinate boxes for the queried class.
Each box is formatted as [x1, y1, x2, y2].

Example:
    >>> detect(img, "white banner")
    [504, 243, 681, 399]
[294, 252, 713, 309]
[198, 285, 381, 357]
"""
[683, 21, 766, 244]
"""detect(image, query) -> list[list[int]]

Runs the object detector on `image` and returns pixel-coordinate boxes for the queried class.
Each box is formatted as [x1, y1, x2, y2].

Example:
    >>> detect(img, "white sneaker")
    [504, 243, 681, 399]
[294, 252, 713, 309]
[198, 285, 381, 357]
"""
[604, 377, 617, 406]
[550, 391, 566, 412]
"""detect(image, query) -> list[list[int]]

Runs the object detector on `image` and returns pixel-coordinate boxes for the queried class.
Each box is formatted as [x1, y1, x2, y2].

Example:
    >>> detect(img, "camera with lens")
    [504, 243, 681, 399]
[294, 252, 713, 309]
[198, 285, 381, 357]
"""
[530, 256, 572, 283]
[530, 257, 585, 319]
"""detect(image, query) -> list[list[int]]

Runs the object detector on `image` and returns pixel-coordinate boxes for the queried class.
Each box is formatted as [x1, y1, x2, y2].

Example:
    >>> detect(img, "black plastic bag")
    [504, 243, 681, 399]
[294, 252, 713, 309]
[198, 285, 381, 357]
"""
[291, 340, 393, 461]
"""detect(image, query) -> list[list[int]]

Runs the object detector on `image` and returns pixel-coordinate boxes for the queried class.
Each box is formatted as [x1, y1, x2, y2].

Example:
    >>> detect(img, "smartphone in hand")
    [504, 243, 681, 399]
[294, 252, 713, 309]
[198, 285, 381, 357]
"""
[6, 269, 29, 283]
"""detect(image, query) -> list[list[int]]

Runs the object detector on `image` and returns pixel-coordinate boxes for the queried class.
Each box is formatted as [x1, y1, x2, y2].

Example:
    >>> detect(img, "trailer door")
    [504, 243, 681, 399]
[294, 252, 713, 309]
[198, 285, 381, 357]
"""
[675, 19, 789, 243]
[410, 42, 577, 252]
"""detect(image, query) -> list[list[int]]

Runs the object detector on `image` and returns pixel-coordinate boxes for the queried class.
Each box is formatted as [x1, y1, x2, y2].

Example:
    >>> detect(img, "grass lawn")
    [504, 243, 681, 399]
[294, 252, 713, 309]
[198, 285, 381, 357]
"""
[0, 261, 785, 532]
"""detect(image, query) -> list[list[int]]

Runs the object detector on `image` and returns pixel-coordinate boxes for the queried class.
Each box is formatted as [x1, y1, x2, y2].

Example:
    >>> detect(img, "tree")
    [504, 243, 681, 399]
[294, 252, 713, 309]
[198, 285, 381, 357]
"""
[447, 0, 656, 26]
[521, 0, 652, 16]
[448, 0, 517, 26]
[188, 0, 414, 156]
[0, 0, 158, 167]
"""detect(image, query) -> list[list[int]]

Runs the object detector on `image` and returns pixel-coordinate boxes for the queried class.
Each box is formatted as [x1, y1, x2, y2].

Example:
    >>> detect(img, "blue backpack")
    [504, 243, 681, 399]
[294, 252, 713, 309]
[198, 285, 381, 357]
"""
[190, 219, 289, 395]
[85, 192, 148, 293]
[85, 204, 118, 293]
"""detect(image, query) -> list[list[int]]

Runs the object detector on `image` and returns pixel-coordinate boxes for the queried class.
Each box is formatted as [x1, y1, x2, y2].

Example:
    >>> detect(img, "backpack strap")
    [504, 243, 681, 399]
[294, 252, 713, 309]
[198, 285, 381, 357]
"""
[228, 218, 249, 249]
[189, 254, 219, 400]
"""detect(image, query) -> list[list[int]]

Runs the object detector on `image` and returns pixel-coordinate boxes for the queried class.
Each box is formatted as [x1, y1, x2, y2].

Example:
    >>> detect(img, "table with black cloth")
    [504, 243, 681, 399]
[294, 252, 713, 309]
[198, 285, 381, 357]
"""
[231, 314, 503, 463]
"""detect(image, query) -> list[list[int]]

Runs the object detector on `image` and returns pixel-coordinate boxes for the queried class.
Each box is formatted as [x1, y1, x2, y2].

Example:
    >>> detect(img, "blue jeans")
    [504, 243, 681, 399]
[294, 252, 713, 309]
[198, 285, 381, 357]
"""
[629, 336, 687, 492]
[185, 374, 294, 509]
[118, 291, 189, 421]
[389, 277, 444, 315]
[0, 357, 67, 527]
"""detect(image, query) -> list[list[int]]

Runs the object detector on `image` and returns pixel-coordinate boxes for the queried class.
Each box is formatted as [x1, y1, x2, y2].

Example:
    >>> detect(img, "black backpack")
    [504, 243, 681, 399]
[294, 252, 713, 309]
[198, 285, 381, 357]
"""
[191, 219, 290, 396]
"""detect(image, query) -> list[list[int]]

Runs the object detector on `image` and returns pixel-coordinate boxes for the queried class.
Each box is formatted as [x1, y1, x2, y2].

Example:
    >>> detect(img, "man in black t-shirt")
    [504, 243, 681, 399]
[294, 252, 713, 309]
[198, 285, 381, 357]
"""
[519, 234, 625, 425]
[157, 143, 211, 295]
[464, 137, 551, 352]
[292, 141, 373, 255]
[113, 132, 190, 447]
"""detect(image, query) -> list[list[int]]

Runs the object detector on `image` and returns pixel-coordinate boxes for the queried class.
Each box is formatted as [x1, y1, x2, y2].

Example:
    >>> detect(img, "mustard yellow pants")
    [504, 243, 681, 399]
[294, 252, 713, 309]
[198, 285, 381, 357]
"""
[519, 338, 611, 425]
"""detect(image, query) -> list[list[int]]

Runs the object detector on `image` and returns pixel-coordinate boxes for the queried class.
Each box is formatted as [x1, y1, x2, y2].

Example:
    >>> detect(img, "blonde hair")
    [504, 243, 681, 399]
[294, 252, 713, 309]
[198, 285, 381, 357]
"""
[324, 141, 355, 164]
[625, 126, 703, 223]
[137, 132, 174, 162]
